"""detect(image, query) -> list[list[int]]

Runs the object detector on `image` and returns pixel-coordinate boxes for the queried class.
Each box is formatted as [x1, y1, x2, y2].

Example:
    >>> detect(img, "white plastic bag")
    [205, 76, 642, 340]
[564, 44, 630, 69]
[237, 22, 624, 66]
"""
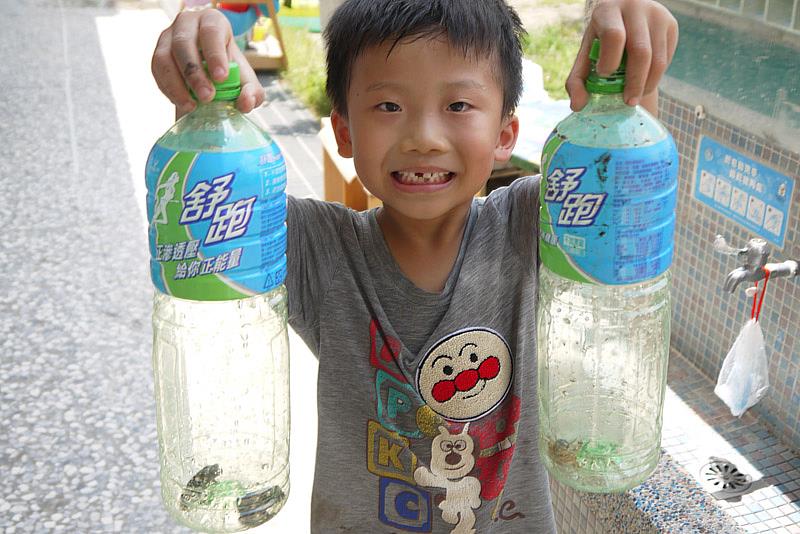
[714, 318, 769, 417]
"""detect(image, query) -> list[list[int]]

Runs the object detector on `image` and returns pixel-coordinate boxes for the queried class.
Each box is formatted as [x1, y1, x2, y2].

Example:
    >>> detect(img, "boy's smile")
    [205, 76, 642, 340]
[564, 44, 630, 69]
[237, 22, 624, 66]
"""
[331, 35, 519, 224]
[392, 169, 454, 189]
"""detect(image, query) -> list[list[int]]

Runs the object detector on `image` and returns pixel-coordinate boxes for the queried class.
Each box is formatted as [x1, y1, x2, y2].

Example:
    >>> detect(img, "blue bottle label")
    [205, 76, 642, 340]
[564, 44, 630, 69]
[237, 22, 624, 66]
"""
[539, 137, 678, 285]
[145, 143, 287, 300]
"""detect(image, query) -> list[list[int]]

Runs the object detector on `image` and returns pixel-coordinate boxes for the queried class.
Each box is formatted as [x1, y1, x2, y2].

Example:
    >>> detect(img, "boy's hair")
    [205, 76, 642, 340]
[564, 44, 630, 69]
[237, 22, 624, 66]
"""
[324, 0, 525, 117]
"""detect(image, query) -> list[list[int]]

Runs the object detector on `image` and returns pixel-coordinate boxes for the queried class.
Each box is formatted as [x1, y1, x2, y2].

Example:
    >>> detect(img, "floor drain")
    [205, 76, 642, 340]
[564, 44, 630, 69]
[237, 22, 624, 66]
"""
[700, 457, 752, 497]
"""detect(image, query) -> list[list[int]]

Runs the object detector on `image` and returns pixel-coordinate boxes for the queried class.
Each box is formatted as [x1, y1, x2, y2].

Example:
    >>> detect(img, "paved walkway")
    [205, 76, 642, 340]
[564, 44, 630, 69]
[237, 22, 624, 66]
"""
[0, 1, 320, 532]
[508, 0, 585, 30]
[0, 1, 581, 531]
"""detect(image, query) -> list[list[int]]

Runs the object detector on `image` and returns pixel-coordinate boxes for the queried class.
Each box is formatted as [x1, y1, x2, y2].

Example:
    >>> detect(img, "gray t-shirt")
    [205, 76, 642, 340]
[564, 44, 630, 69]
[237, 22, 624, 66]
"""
[286, 175, 555, 533]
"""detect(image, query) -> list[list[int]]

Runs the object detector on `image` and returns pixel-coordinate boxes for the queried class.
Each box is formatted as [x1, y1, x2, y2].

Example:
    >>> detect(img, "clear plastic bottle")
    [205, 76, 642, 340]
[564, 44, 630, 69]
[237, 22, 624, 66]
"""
[537, 40, 678, 493]
[145, 63, 290, 531]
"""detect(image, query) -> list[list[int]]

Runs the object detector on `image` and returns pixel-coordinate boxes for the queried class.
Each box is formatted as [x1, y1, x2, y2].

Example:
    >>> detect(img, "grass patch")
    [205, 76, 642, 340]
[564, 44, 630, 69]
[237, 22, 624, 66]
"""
[278, 5, 319, 18]
[280, 26, 331, 117]
[522, 20, 584, 100]
[276, 16, 581, 116]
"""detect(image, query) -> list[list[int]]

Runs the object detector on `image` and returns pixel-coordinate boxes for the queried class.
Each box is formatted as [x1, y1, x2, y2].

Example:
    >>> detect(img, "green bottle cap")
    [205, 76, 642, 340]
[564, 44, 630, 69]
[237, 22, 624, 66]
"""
[586, 39, 626, 95]
[189, 61, 242, 102]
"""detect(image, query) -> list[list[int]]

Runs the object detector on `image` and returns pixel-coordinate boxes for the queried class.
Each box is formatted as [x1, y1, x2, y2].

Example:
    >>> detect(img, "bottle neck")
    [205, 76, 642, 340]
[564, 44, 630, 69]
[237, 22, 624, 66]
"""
[188, 98, 239, 121]
[585, 57, 626, 103]
[196, 98, 237, 110]
[582, 91, 627, 113]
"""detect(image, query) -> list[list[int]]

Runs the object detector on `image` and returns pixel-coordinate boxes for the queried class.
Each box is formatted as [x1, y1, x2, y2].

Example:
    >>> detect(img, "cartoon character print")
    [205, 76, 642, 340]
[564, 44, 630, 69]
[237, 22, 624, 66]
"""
[412, 328, 520, 529]
[416, 328, 513, 422]
[369, 323, 522, 531]
[450, 395, 521, 501]
[414, 425, 481, 534]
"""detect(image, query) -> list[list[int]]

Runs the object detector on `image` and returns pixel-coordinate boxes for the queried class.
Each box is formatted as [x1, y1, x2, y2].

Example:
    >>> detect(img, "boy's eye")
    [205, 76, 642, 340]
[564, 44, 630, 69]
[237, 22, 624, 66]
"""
[377, 102, 401, 112]
[448, 101, 471, 112]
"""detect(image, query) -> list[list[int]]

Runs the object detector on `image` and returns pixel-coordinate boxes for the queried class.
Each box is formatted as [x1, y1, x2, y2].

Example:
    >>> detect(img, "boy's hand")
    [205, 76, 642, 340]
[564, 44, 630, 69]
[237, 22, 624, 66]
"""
[566, 0, 678, 111]
[151, 8, 265, 117]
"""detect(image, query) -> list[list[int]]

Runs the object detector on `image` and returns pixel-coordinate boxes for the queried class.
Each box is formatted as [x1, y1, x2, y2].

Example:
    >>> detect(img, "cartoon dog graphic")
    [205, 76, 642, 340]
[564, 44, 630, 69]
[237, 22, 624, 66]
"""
[414, 425, 481, 534]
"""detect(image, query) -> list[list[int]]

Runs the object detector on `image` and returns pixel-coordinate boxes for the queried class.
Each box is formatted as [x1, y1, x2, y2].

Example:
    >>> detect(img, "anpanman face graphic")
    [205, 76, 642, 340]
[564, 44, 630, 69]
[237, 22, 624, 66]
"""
[416, 328, 513, 421]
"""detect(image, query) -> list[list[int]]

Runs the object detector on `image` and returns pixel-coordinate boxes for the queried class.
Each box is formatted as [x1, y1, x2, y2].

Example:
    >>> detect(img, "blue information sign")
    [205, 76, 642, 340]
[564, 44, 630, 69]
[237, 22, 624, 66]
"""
[693, 135, 794, 248]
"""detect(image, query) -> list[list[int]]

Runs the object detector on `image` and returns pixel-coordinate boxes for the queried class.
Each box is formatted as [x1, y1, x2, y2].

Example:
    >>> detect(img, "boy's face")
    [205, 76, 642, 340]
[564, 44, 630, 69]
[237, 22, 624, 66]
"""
[331, 36, 518, 221]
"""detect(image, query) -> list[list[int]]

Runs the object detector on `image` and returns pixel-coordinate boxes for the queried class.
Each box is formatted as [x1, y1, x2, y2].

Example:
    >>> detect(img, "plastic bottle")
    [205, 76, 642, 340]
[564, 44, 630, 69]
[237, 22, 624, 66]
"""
[537, 39, 678, 493]
[145, 62, 290, 531]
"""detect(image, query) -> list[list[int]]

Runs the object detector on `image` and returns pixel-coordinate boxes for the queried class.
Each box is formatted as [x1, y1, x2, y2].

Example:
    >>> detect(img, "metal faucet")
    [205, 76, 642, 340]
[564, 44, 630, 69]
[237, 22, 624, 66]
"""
[714, 235, 799, 293]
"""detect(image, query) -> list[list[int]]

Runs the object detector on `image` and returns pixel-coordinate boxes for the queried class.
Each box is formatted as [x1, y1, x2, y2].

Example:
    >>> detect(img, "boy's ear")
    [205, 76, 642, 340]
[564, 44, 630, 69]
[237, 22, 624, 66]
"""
[331, 109, 353, 158]
[494, 114, 519, 163]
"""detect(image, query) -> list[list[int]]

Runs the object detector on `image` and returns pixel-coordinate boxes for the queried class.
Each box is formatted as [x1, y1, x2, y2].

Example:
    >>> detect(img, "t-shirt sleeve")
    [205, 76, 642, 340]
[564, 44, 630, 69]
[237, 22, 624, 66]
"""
[285, 196, 348, 355]
[485, 175, 541, 266]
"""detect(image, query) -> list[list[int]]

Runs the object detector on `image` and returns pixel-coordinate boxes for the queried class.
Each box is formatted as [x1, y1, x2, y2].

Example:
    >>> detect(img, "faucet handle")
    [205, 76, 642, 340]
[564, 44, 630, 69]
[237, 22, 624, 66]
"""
[713, 235, 745, 256]
[765, 260, 799, 280]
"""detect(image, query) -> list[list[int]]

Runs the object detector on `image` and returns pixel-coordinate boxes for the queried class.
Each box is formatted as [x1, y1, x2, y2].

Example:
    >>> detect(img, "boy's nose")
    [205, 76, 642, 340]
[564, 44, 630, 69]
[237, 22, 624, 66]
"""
[400, 113, 448, 154]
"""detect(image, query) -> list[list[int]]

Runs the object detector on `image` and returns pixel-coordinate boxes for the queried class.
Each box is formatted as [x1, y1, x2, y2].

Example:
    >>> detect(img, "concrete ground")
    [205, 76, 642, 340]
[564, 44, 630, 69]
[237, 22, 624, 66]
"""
[0, 1, 580, 532]
[0, 1, 320, 532]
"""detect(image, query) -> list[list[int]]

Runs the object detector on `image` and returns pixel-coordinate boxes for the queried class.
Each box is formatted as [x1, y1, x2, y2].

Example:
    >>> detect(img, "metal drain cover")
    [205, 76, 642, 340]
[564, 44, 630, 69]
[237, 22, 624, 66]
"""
[700, 457, 752, 497]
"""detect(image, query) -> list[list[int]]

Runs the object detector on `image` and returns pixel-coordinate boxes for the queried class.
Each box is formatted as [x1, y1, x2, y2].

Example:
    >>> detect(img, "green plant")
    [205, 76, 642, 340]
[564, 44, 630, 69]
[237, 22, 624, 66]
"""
[279, 5, 320, 18]
[279, 26, 331, 117]
[522, 20, 583, 100]
[277, 16, 582, 116]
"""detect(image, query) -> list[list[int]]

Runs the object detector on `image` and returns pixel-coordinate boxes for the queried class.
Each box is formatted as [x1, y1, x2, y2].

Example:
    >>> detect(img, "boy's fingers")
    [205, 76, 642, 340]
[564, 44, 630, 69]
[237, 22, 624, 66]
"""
[651, 2, 679, 67]
[239, 82, 267, 112]
[171, 12, 215, 102]
[666, 16, 679, 66]
[230, 42, 266, 113]
[237, 84, 259, 114]
[197, 10, 232, 82]
[565, 31, 593, 111]
[152, 28, 195, 109]
[642, 21, 667, 97]
[620, 10, 651, 106]
[591, 2, 626, 76]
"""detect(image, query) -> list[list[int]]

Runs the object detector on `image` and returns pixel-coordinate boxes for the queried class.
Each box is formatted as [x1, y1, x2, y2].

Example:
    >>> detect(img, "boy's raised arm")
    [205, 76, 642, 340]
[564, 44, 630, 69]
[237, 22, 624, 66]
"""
[566, 0, 678, 116]
[151, 8, 266, 117]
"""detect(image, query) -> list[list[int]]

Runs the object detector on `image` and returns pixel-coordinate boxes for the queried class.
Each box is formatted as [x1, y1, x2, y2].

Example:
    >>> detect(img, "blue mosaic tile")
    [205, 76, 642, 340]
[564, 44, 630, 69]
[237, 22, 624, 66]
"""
[550, 93, 799, 534]
[767, 466, 785, 476]
[756, 510, 772, 521]
[772, 495, 790, 508]
[660, 95, 800, 451]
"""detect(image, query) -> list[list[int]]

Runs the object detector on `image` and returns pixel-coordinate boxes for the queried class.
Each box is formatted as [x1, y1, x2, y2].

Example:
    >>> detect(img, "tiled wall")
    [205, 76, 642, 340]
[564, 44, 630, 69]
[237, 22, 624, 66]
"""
[659, 92, 800, 452]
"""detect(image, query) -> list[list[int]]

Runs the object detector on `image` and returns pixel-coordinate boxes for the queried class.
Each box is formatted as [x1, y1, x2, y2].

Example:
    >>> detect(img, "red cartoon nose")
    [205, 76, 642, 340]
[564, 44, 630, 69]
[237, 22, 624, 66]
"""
[454, 369, 479, 392]
[430, 355, 502, 403]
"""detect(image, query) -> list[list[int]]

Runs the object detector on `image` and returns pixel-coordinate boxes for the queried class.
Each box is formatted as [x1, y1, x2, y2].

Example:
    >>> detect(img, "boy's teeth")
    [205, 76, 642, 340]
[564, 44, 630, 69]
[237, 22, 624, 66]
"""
[395, 171, 451, 184]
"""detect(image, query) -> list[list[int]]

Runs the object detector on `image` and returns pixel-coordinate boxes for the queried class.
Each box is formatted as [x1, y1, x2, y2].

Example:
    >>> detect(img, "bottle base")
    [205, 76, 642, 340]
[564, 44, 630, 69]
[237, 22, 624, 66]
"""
[161, 466, 289, 533]
[540, 436, 660, 493]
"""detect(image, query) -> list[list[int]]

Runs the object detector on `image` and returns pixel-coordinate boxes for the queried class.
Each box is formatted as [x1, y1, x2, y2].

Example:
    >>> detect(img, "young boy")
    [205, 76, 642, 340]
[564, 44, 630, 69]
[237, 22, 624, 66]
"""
[152, 0, 677, 531]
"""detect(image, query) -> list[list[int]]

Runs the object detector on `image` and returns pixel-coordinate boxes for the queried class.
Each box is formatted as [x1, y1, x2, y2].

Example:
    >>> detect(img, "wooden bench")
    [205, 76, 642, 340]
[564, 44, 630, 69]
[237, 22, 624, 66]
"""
[318, 117, 381, 210]
[208, 0, 288, 71]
